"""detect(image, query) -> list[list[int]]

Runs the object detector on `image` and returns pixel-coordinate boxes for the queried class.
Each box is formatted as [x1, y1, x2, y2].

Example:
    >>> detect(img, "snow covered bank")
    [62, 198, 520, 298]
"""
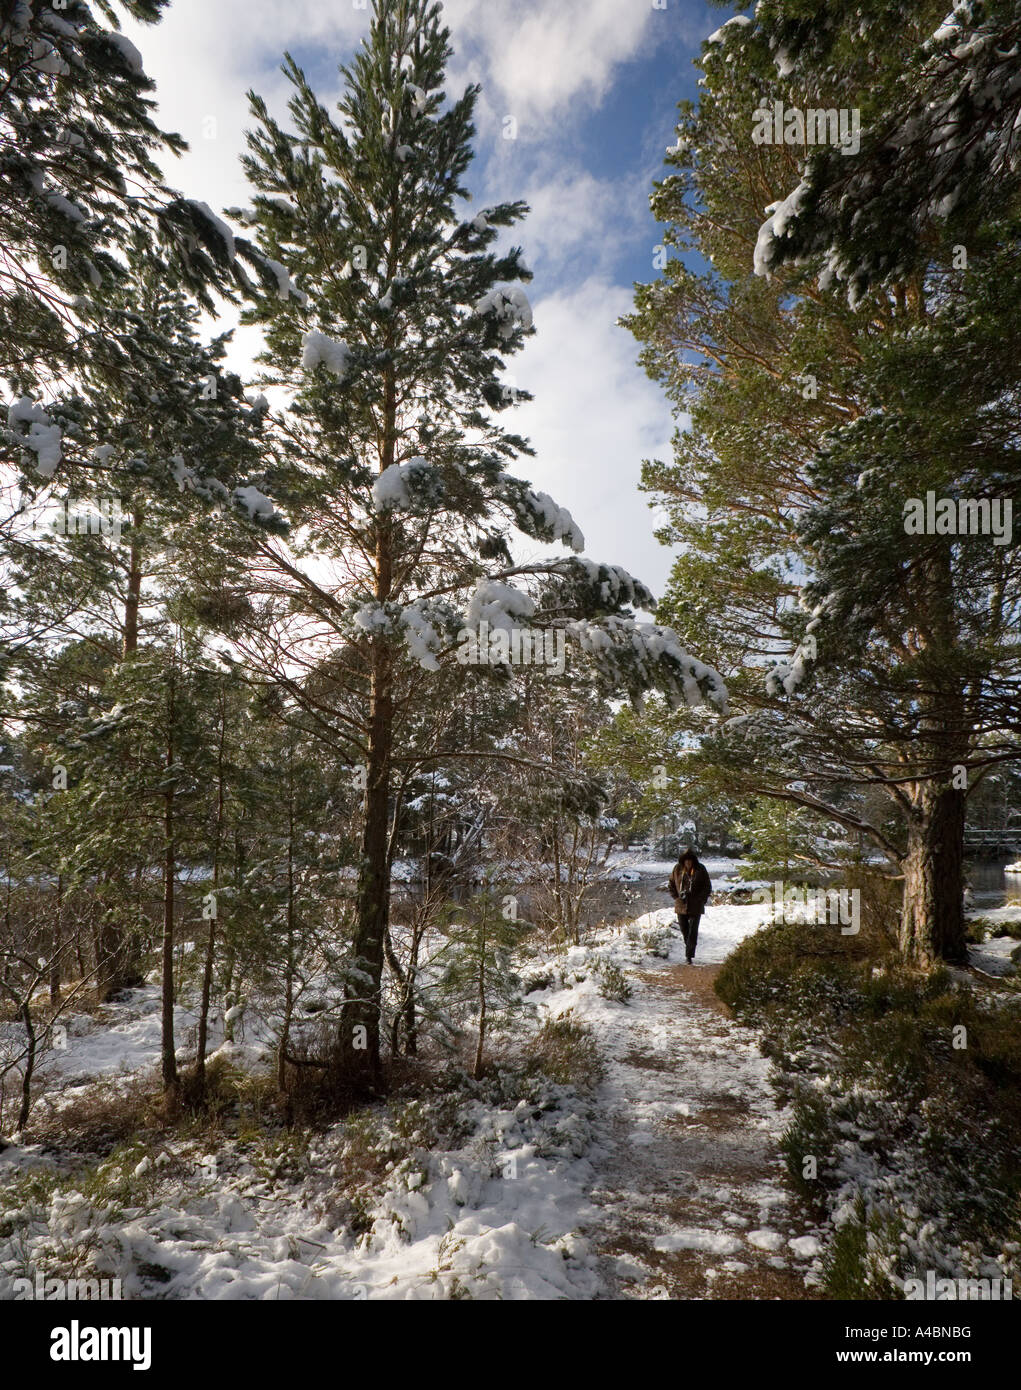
[1, 904, 776, 1301]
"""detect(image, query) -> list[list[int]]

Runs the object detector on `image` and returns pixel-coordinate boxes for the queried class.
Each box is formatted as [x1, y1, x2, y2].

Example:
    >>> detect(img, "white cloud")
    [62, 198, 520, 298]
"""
[507, 278, 676, 603]
[443, 0, 657, 135]
[121, 1, 363, 210]
[496, 167, 650, 285]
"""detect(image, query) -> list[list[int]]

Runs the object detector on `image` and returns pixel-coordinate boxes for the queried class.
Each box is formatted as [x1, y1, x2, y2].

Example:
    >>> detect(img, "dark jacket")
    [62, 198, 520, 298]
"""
[668, 857, 711, 916]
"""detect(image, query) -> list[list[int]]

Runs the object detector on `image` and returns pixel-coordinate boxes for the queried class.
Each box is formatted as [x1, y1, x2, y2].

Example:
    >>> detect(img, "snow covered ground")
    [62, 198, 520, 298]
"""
[547, 905, 825, 1296]
[0, 901, 823, 1300]
[965, 904, 1021, 977]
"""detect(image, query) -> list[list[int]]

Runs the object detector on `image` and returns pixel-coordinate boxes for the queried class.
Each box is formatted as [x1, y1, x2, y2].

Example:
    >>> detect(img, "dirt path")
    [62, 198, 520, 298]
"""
[587, 949, 823, 1299]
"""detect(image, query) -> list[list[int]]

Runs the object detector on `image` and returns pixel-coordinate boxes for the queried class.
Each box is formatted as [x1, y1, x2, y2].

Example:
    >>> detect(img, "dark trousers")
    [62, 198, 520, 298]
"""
[677, 913, 701, 960]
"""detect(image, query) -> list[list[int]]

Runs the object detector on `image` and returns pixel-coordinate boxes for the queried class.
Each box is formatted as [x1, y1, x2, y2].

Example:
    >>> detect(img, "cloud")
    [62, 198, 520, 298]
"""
[507, 278, 677, 602]
[485, 166, 649, 286]
[443, 0, 657, 136]
[120, 0, 364, 209]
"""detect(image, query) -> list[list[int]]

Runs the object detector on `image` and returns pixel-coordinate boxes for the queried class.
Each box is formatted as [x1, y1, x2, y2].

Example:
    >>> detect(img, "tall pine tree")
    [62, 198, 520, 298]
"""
[230, 0, 726, 1090]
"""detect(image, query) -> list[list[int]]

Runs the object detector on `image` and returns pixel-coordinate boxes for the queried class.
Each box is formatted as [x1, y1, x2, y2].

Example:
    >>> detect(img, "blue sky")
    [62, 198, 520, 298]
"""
[122, 0, 735, 602]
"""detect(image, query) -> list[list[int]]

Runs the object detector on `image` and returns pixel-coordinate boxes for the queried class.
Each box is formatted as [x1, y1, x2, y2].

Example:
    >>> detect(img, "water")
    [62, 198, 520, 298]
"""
[395, 857, 1019, 934]
[967, 858, 1020, 913]
[598, 858, 1021, 927]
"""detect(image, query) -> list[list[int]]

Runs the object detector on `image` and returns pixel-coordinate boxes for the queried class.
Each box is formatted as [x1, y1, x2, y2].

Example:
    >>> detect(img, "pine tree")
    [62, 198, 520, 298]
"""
[230, 0, 726, 1091]
[6, 239, 277, 666]
[749, 0, 1021, 299]
[0, 0, 296, 389]
[434, 891, 525, 1080]
[625, 8, 1021, 964]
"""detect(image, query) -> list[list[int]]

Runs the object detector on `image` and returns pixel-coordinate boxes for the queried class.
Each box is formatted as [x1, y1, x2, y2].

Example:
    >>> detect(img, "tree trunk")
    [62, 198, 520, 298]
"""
[50, 874, 62, 1008]
[473, 919, 487, 1080]
[899, 780, 967, 965]
[94, 514, 148, 1002]
[161, 688, 179, 1103]
[342, 342, 397, 1094]
[343, 661, 392, 1094]
[17, 997, 35, 1132]
[404, 923, 420, 1057]
[123, 517, 142, 658]
[196, 690, 227, 1092]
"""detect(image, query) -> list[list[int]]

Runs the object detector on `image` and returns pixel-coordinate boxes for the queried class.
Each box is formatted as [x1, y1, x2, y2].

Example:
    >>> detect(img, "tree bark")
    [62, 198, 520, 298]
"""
[123, 515, 142, 658]
[93, 510, 148, 1002]
[899, 779, 968, 965]
[161, 677, 179, 1103]
[196, 689, 227, 1093]
[343, 657, 392, 1094]
[17, 997, 35, 1132]
[50, 874, 62, 1008]
[342, 334, 397, 1093]
[473, 917, 487, 1080]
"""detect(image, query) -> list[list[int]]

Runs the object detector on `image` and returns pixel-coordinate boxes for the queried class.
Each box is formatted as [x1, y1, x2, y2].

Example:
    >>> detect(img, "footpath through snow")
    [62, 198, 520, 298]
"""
[568, 906, 823, 1297]
[0, 903, 823, 1300]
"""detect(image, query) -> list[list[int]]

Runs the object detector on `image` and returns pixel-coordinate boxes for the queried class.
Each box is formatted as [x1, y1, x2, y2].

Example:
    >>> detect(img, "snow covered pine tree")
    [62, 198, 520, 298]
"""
[230, 0, 727, 1092]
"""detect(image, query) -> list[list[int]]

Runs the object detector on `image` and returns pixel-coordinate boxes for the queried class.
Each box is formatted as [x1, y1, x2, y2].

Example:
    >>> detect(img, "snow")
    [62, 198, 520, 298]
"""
[43, 190, 87, 223]
[7, 396, 62, 478]
[477, 286, 533, 340]
[526, 490, 584, 551]
[190, 201, 236, 262]
[262, 257, 307, 306]
[655, 1229, 743, 1255]
[371, 456, 432, 511]
[789, 1235, 822, 1258]
[707, 15, 751, 44]
[563, 617, 728, 711]
[106, 31, 145, 75]
[747, 1228, 785, 1251]
[301, 330, 352, 380]
[967, 933, 1019, 978]
[353, 603, 390, 632]
[400, 605, 443, 671]
[754, 180, 811, 278]
[466, 579, 536, 632]
[0, 898, 830, 1300]
[233, 486, 279, 522]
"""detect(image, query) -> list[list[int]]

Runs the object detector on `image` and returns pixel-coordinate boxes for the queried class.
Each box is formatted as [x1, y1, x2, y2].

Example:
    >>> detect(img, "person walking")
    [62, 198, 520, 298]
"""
[668, 848, 712, 964]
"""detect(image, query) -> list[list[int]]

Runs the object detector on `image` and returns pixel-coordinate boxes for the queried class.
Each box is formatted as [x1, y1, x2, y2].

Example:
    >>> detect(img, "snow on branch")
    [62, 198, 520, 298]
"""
[754, 179, 811, 279]
[301, 330, 353, 380]
[466, 580, 536, 632]
[541, 557, 655, 612]
[371, 456, 447, 513]
[476, 286, 533, 340]
[567, 616, 729, 712]
[6, 396, 63, 478]
[170, 455, 285, 528]
[256, 254, 308, 306]
[186, 200, 237, 263]
[495, 475, 584, 551]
